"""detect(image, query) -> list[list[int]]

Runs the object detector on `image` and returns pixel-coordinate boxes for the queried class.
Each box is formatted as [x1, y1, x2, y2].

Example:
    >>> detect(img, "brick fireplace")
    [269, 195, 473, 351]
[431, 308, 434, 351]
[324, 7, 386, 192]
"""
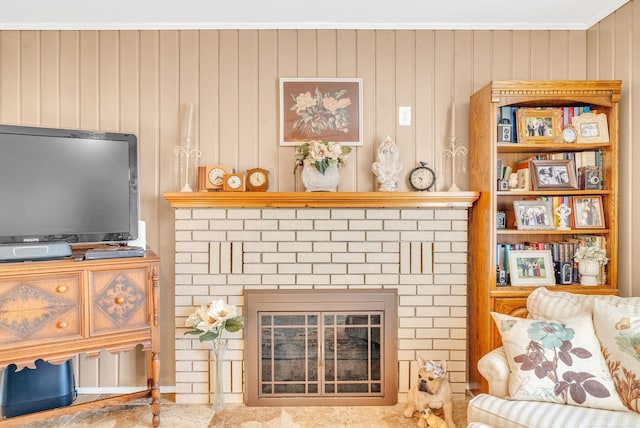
[167, 192, 477, 405]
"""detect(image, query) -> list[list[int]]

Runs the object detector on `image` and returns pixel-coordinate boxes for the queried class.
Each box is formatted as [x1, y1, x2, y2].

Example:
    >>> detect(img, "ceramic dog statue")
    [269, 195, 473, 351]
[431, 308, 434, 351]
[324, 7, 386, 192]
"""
[403, 356, 455, 428]
[420, 408, 448, 428]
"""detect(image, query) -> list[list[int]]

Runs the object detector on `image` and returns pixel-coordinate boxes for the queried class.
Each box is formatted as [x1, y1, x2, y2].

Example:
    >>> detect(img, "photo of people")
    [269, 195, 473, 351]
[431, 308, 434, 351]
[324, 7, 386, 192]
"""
[574, 196, 605, 228]
[536, 166, 570, 185]
[525, 117, 553, 137]
[514, 200, 554, 230]
[508, 250, 556, 286]
[531, 160, 577, 190]
[516, 257, 547, 278]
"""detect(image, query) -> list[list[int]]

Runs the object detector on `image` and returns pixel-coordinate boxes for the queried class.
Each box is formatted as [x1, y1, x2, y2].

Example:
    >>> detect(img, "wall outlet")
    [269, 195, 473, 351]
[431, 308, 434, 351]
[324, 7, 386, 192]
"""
[399, 106, 411, 126]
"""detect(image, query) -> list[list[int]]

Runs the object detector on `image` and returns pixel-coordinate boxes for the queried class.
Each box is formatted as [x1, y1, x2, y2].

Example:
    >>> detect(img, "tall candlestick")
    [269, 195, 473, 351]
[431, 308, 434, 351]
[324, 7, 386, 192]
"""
[186, 104, 194, 141]
[450, 103, 456, 138]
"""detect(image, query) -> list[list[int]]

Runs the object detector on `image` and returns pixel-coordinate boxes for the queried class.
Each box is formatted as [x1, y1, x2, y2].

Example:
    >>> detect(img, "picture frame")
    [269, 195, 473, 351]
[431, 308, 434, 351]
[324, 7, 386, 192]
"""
[572, 113, 610, 144]
[530, 159, 578, 190]
[279, 78, 363, 146]
[513, 199, 555, 230]
[508, 250, 556, 286]
[573, 196, 606, 229]
[516, 108, 562, 144]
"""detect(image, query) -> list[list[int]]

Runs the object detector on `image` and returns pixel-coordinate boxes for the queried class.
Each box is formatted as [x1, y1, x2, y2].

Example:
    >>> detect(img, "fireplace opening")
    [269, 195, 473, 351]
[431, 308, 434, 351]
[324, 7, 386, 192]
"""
[245, 289, 398, 406]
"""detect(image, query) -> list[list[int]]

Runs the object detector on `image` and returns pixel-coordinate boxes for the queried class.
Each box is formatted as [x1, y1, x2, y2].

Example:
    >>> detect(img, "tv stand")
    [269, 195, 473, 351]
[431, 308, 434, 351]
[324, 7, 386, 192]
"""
[0, 251, 160, 426]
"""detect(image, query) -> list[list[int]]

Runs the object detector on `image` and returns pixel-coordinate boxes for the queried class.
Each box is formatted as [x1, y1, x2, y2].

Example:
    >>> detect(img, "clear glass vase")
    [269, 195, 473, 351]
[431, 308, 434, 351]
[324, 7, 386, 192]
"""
[211, 339, 227, 410]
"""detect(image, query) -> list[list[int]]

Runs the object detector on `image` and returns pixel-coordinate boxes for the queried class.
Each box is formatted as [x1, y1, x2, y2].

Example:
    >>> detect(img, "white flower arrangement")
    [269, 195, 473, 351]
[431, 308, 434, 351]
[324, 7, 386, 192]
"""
[294, 140, 351, 175]
[184, 299, 244, 347]
[574, 245, 608, 266]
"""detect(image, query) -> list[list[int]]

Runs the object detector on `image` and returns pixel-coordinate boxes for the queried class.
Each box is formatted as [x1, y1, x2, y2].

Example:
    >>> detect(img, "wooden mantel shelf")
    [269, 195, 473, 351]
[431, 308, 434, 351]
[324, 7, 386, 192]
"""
[164, 191, 479, 208]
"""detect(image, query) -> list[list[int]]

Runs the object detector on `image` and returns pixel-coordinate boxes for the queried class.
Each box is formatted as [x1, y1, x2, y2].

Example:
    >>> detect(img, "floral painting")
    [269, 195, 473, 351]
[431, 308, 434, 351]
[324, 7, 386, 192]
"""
[280, 78, 363, 146]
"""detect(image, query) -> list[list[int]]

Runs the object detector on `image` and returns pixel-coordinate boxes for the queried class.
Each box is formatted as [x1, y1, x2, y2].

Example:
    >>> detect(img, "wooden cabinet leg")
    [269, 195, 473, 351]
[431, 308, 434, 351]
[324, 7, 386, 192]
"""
[151, 351, 161, 427]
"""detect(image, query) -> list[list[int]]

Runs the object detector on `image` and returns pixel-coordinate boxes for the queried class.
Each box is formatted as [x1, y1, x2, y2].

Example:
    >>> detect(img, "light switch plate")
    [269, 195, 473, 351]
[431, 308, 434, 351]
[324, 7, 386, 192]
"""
[399, 106, 411, 126]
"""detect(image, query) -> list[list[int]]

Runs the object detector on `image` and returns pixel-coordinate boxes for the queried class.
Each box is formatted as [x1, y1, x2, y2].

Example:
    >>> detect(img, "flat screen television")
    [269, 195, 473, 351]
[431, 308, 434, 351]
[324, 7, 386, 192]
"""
[0, 124, 139, 251]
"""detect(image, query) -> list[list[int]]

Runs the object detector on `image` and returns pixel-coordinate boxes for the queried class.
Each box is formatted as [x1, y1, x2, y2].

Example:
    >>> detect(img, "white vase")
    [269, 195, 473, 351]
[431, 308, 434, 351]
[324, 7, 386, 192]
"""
[578, 260, 600, 286]
[301, 164, 340, 192]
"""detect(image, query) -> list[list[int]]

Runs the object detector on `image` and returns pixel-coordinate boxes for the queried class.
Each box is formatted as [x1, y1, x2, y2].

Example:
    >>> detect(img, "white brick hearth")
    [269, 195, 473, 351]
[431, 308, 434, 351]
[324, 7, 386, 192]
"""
[173, 205, 471, 405]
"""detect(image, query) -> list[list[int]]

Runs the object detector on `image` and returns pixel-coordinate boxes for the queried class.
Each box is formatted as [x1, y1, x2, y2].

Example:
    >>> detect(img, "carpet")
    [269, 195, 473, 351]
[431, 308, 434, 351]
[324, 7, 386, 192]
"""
[209, 400, 468, 427]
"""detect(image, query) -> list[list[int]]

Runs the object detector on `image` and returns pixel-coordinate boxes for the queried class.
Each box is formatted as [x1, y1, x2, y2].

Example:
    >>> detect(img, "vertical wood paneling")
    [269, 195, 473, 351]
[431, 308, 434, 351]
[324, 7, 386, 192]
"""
[8, 21, 640, 392]
[21, 31, 39, 125]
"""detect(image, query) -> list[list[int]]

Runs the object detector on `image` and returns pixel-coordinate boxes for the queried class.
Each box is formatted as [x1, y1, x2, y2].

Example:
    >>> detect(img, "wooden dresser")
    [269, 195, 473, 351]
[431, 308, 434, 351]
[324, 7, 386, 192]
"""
[0, 251, 160, 427]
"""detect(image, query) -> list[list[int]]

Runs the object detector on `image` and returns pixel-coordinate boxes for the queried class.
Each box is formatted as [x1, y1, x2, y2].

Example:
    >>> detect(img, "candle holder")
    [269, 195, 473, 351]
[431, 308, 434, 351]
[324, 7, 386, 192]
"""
[441, 136, 468, 192]
[173, 105, 200, 192]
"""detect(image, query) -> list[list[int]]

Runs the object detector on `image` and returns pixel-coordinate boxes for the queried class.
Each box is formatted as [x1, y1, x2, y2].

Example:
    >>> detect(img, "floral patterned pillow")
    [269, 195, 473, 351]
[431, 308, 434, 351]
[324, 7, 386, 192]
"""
[593, 299, 640, 412]
[491, 312, 627, 411]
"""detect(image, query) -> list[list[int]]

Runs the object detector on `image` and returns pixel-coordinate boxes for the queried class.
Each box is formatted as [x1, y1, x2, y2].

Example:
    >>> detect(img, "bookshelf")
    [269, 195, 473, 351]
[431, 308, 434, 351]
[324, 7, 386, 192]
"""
[467, 80, 622, 393]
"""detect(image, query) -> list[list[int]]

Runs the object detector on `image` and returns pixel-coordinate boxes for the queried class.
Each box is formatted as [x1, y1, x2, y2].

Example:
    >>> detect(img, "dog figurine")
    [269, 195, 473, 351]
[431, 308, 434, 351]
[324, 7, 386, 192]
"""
[420, 408, 448, 428]
[403, 356, 455, 428]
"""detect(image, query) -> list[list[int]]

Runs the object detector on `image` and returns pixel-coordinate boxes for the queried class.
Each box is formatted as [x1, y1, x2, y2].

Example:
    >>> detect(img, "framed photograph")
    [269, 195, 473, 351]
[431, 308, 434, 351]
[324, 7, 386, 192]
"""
[513, 200, 555, 230]
[530, 159, 578, 190]
[572, 113, 610, 144]
[516, 108, 562, 144]
[508, 250, 556, 286]
[573, 196, 606, 229]
[280, 78, 363, 146]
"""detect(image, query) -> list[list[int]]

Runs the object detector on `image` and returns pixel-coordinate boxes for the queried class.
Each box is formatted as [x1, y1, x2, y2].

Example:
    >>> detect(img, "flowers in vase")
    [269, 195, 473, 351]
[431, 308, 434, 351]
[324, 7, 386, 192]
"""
[184, 299, 244, 347]
[574, 245, 608, 266]
[294, 140, 351, 175]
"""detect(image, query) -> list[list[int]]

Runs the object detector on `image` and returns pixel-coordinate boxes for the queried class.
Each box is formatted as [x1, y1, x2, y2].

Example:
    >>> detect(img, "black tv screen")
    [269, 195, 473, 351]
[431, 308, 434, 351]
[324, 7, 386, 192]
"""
[0, 124, 139, 245]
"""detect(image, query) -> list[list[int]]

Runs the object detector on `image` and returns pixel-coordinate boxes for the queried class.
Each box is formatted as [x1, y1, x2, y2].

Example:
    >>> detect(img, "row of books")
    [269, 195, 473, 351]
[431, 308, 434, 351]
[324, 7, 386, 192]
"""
[496, 235, 606, 286]
[496, 106, 593, 143]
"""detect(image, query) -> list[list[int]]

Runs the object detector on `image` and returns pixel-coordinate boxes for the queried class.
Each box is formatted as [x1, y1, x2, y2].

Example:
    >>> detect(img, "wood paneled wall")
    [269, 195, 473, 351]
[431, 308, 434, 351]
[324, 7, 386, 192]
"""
[1, 27, 617, 387]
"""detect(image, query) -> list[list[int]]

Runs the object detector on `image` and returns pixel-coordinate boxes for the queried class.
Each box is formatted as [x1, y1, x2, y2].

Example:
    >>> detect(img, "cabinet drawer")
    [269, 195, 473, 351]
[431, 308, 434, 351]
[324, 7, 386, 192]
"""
[0, 274, 82, 345]
[90, 268, 149, 336]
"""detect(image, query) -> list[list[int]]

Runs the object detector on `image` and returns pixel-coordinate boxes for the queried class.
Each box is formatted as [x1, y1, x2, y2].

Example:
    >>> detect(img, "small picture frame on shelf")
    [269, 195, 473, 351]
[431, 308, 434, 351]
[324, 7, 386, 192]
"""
[572, 113, 610, 144]
[516, 108, 562, 144]
[573, 196, 606, 229]
[513, 200, 555, 230]
[530, 159, 578, 190]
[508, 250, 556, 286]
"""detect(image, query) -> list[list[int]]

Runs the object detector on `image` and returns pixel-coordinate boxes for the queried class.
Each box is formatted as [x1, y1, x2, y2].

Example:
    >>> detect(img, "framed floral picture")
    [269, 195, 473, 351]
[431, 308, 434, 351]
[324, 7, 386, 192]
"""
[279, 78, 363, 146]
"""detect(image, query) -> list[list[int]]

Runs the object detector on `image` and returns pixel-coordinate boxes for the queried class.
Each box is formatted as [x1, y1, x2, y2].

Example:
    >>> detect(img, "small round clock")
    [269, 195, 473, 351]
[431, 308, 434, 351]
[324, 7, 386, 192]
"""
[408, 161, 436, 191]
[205, 165, 229, 190]
[223, 173, 246, 192]
[562, 125, 578, 143]
[246, 168, 269, 192]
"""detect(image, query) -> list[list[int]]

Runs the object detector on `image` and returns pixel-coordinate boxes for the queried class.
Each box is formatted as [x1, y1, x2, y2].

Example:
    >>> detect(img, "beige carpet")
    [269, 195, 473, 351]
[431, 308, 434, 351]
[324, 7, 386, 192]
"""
[209, 400, 468, 427]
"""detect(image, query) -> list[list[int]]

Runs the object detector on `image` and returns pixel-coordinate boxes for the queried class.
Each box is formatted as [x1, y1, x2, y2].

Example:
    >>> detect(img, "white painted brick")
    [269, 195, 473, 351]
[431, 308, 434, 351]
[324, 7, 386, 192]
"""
[175, 275, 193, 285]
[331, 209, 365, 219]
[397, 329, 415, 339]
[401, 231, 435, 242]
[366, 231, 401, 241]
[244, 219, 278, 230]
[194, 275, 227, 285]
[175, 209, 192, 219]
[348, 220, 383, 230]
[314, 264, 347, 274]
[452, 220, 468, 231]
[192, 209, 226, 219]
[349, 242, 382, 252]
[260, 231, 297, 241]
[176, 242, 210, 252]
[175, 394, 210, 404]
[398, 339, 433, 349]
[433, 274, 467, 285]
[263, 252, 297, 263]
[452, 241, 468, 252]
[451, 285, 467, 295]
[192, 231, 227, 241]
[209, 285, 245, 296]
[296, 274, 330, 285]
[434, 318, 466, 328]
[417, 285, 451, 295]
[385, 220, 418, 230]
[366, 209, 400, 219]
[364, 274, 399, 285]
[418, 220, 451, 231]
[227, 231, 261, 241]
[299, 252, 331, 263]
[450, 329, 467, 339]
[416, 328, 450, 338]
[296, 209, 331, 219]
[208, 219, 244, 230]
[278, 219, 313, 230]
[433, 295, 467, 306]
[297, 231, 331, 241]
[401, 209, 434, 220]
[451, 264, 467, 274]
[367, 252, 398, 264]
[279, 264, 312, 274]
[263, 208, 296, 219]
[243, 264, 278, 274]
[435, 209, 469, 220]
[329, 274, 365, 285]
[382, 264, 400, 274]
[435, 230, 468, 241]
[176, 219, 210, 230]
[331, 230, 366, 242]
[278, 241, 313, 252]
[333, 252, 365, 263]
[348, 263, 381, 274]
[393, 285, 418, 296]
[175, 230, 192, 241]
[226, 275, 263, 285]
[400, 295, 433, 306]
[176, 263, 209, 274]
[244, 242, 278, 252]
[434, 252, 467, 263]
[243, 253, 261, 263]
[417, 306, 450, 317]
[383, 242, 400, 253]
[314, 242, 347, 252]
[451, 306, 467, 317]
[175, 253, 191, 263]
[433, 242, 451, 252]
[433, 339, 466, 350]
[315, 220, 348, 230]
[261, 275, 296, 285]
[399, 274, 434, 285]
[227, 208, 262, 219]
[192, 253, 209, 263]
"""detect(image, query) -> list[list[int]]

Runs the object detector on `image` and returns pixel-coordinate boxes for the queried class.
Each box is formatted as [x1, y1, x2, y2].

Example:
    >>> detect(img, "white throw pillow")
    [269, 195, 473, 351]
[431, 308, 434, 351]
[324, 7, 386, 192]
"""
[527, 287, 640, 321]
[593, 299, 640, 413]
[491, 311, 627, 411]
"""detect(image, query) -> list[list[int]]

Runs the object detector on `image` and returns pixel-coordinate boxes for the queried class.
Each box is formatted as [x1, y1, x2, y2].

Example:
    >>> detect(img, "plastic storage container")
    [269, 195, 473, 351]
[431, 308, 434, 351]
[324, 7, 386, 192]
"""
[1, 359, 76, 418]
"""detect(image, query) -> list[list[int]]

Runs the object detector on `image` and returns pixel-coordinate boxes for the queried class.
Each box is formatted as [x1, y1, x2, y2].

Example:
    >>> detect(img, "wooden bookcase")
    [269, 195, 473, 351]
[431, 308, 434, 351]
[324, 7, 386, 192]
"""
[467, 80, 622, 393]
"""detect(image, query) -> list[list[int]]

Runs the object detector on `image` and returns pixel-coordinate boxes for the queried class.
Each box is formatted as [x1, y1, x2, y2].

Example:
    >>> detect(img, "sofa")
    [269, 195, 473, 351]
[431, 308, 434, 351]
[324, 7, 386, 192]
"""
[467, 287, 640, 428]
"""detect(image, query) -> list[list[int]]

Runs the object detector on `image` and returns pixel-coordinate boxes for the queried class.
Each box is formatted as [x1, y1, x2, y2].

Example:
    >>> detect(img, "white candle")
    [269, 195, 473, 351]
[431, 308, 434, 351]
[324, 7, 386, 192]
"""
[450, 103, 456, 138]
[186, 104, 194, 140]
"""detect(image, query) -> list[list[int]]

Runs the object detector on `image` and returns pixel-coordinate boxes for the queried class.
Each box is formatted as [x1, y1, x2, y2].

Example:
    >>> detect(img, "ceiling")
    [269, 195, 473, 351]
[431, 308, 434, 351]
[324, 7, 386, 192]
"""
[0, 0, 629, 30]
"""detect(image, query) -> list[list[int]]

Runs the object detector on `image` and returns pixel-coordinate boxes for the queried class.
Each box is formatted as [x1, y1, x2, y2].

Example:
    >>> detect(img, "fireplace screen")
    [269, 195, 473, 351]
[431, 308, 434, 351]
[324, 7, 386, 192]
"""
[259, 312, 382, 397]
[245, 289, 397, 406]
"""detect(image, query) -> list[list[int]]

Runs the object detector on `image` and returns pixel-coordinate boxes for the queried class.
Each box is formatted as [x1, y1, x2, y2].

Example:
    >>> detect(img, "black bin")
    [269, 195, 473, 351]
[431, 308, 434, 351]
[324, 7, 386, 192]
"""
[1, 359, 76, 418]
